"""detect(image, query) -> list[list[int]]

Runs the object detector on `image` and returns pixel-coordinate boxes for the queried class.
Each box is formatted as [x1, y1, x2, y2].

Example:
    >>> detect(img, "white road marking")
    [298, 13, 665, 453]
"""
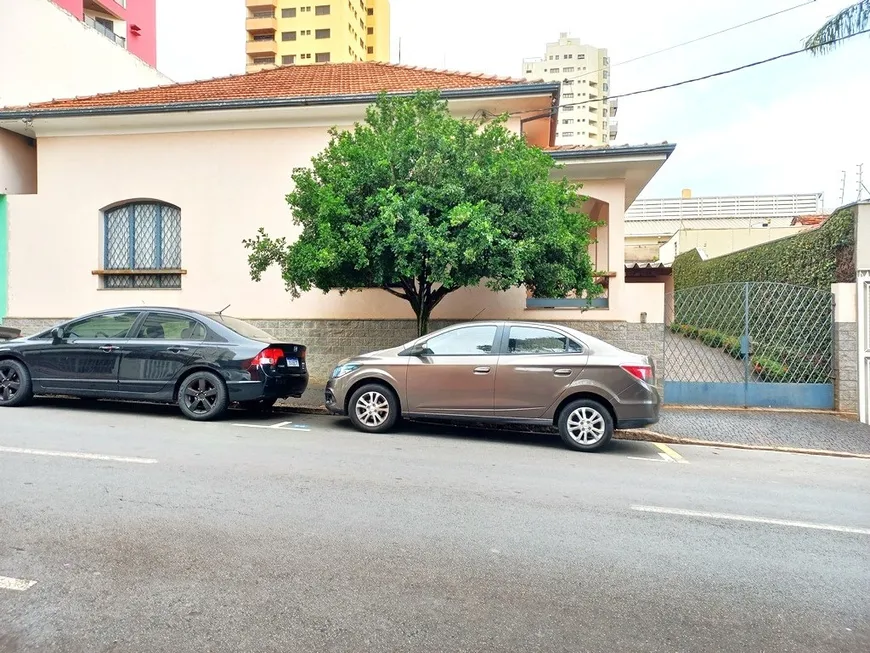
[626, 456, 667, 463]
[657, 452, 674, 463]
[631, 505, 870, 535]
[0, 446, 157, 464]
[232, 422, 311, 432]
[0, 576, 37, 592]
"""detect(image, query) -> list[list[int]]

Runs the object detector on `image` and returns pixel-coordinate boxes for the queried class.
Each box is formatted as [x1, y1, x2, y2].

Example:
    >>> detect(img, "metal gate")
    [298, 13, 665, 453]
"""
[663, 282, 835, 409]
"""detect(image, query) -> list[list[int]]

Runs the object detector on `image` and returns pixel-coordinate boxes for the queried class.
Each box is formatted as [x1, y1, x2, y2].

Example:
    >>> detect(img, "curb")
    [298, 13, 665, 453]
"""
[618, 428, 870, 460]
[274, 404, 328, 416]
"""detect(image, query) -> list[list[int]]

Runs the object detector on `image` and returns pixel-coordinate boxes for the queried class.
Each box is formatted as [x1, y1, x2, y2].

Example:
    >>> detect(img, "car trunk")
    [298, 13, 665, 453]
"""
[251, 343, 308, 377]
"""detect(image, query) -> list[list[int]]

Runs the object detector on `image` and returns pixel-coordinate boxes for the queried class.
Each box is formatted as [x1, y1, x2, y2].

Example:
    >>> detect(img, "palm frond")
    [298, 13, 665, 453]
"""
[804, 0, 870, 54]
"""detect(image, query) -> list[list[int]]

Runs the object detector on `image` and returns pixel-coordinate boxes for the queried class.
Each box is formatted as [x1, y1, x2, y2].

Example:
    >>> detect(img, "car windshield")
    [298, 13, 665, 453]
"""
[208, 314, 276, 341]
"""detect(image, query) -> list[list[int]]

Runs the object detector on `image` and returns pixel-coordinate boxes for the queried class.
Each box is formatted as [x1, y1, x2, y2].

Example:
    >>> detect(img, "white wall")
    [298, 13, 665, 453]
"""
[0, 0, 170, 108]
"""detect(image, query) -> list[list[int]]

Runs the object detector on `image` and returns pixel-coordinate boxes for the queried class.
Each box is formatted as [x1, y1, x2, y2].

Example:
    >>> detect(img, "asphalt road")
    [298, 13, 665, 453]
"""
[1, 398, 869, 653]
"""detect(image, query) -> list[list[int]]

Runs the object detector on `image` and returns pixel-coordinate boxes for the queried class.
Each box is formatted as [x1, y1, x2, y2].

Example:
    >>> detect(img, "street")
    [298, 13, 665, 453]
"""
[1, 399, 869, 653]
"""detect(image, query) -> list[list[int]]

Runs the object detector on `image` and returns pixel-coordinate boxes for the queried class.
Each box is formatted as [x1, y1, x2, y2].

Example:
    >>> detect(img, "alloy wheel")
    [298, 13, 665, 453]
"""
[0, 364, 21, 404]
[355, 391, 390, 427]
[183, 377, 219, 415]
[566, 406, 606, 445]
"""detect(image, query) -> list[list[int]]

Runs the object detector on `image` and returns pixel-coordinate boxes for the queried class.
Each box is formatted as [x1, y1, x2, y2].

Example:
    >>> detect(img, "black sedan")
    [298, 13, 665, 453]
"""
[0, 307, 308, 420]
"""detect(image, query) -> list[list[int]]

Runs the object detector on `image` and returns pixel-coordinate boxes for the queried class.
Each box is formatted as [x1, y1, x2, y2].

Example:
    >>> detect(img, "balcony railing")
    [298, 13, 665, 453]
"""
[84, 15, 126, 47]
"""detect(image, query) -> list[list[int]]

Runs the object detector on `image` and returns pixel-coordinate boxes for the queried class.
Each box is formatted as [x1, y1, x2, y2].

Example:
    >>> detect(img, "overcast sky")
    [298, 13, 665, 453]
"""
[156, 0, 869, 208]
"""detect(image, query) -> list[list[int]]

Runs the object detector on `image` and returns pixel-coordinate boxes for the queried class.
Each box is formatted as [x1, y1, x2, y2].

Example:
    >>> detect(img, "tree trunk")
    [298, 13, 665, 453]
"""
[415, 302, 432, 337]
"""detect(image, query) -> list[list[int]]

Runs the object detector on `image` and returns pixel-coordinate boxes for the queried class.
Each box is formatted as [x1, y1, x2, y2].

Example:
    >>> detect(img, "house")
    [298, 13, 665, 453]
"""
[0, 62, 675, 380]
[625, 191, 826, 263]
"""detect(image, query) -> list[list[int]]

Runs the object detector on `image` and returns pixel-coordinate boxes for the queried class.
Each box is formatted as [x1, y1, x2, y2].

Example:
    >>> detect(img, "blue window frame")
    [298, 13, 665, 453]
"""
[102, 201, 182, 289]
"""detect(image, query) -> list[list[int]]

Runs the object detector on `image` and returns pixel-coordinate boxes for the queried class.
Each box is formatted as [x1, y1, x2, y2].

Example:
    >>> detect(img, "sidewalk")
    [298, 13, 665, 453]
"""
[276, 385, 870, 457]
[640, 408, 870, 457]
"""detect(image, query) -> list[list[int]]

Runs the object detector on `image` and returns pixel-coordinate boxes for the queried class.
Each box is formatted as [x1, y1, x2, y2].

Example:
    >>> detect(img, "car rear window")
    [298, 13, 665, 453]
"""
[208, 315, 277, 341]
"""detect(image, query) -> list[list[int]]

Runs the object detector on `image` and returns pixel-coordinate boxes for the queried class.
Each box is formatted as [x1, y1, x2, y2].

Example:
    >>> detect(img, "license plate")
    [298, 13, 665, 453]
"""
[286, 357, 300, 367]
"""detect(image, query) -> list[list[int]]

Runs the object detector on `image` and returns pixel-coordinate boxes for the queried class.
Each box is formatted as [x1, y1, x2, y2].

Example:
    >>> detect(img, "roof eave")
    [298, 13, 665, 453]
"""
[548, 143, 677, 161]
[0, 82, 561, 120]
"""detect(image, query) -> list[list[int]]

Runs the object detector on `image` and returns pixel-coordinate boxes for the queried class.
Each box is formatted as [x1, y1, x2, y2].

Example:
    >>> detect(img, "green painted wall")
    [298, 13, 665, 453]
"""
[0, 195, 7, 324]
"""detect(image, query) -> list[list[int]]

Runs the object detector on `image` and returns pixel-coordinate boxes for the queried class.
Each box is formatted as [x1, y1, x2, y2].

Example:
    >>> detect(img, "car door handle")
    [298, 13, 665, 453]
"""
[99, 345, 119, 352]
[473, 366, 491, 374]
[554, 369, 573, 376]
[166, 346, 189, 353]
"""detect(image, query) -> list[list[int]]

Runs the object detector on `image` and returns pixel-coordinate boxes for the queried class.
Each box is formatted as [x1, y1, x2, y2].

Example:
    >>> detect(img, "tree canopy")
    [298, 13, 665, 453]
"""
[804, 1, 869, 54]
[244, 91, 601, 336]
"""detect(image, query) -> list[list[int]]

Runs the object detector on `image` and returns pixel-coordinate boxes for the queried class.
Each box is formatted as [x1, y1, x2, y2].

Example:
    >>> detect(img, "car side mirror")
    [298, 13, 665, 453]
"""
[404, 342, 429, 357]
[51, 327, 65, 343]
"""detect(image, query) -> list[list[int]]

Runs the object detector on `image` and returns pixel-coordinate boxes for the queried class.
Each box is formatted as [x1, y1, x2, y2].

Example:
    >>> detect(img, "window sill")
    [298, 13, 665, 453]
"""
[525, 298, 609, 309]
[92, 269, 187, 276]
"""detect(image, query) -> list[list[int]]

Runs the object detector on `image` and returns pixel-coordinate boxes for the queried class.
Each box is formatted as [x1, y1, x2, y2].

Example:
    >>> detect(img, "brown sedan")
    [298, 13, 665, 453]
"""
[325, 321, 659, 452]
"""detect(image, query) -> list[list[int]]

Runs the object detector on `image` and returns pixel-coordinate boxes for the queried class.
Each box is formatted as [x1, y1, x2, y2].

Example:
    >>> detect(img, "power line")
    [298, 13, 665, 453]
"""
[517, 27, 870, 117]
[554, 0, 818, 84]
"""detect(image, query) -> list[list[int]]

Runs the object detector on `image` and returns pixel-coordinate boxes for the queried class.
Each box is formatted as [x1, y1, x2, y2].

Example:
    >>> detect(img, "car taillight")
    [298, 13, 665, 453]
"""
[621, 364, 653, 383]
[251, 347, 284, 367]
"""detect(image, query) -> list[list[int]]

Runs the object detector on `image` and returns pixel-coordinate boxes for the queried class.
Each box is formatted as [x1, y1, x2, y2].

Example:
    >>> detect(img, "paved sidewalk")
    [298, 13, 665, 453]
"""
[277, 385, 870, 456]
[646, 408, 870, 456]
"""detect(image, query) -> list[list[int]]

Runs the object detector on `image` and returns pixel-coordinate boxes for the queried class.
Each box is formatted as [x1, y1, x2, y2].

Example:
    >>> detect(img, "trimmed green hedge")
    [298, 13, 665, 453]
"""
[673, 207, 855, 291]
[668, 322, 829, 383]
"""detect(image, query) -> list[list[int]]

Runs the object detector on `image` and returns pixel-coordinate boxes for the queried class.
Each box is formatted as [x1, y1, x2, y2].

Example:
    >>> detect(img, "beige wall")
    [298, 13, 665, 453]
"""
[659, 226, 809, 264]
[0, 0, 169, 108]
[0, 129, 37, 195]
[7, 125, 661, 323]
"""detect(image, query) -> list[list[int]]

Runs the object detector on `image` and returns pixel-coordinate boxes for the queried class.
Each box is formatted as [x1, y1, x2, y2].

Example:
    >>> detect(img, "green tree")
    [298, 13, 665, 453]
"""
[804, 1, 869, 54]
[244, 91, 601, 336]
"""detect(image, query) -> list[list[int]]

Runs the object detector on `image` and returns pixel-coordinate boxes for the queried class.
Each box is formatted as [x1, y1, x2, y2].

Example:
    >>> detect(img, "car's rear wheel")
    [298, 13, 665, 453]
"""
[557, 398, 613, 452]
[348, 383, 399, 433]
[238, 397, 278, 412]
[0, 359, 33, 408]
[178, 371, 228, 421]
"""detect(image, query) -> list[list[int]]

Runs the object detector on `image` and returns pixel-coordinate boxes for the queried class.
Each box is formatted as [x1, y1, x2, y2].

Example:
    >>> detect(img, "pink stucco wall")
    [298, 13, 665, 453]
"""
[6, 125, 662, 322]
[50, 0, 83, 19]
[124, 0, 157, 68]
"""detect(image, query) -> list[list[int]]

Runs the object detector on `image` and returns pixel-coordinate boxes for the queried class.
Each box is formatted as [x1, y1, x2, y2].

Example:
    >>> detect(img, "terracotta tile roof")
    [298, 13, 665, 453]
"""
[17, 62, 536, 112]
[544, 142, 673, 152]
[791, 214, 829, 226]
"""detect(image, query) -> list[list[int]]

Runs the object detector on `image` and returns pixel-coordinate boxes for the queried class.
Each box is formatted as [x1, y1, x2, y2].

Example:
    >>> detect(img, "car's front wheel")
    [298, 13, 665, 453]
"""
[178, 371, 228, 421]
[348, 383, 399, 433]
[557, 398, 614, 452]
[0, 359, 33, 408]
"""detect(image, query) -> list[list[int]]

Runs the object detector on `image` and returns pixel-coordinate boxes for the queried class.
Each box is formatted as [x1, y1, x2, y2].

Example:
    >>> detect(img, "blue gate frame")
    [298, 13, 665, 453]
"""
[663, 282, 835, 410]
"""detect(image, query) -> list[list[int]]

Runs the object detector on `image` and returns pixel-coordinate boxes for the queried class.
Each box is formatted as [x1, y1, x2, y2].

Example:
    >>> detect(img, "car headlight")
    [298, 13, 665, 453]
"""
[331, 363, 360, 379]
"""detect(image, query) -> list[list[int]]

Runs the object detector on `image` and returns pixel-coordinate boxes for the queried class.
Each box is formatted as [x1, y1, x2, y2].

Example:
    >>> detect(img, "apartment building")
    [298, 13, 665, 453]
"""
[246, 0, 390, 72]
[50, 0, 156, 67]
[522, 33, 617, 148]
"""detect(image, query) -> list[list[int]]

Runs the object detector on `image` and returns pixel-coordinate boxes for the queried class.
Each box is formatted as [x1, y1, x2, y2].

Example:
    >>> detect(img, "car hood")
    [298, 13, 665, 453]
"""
[337, 344, 407, 367]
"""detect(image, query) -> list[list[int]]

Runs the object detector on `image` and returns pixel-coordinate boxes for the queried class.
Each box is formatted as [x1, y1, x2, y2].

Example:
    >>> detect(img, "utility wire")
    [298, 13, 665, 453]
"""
[553, 0, 819, 84]
[514, 28, 870, 117]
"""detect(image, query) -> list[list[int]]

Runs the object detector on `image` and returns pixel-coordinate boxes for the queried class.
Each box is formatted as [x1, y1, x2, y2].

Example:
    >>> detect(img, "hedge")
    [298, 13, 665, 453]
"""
[673, 206, 855, 291]
[668, 322, 829, 383]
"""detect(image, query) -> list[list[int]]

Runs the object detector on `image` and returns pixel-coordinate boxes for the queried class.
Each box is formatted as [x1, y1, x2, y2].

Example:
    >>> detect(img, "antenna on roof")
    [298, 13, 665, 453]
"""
[398, 37, 402, 64]
[470, 307, 486, 320]
[217, 304, 231, 316]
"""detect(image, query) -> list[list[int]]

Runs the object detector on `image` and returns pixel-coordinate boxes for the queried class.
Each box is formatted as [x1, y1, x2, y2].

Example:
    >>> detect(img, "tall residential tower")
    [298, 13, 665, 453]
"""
[522, 33, 617, 148]
[246, 0, 390, 72]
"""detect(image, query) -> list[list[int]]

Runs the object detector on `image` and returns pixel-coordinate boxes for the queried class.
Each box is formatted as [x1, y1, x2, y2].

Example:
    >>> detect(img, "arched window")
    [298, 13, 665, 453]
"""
[101, 201, 182, 289]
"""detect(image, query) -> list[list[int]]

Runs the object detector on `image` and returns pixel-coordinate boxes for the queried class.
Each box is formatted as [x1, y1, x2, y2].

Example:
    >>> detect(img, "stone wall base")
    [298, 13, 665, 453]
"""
[834, 321, 858, 414]
[3, 317, 666, 385]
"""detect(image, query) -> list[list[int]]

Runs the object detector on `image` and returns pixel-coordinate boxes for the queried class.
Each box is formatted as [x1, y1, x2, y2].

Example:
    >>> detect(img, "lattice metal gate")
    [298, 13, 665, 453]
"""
[663, 282, 835, 409]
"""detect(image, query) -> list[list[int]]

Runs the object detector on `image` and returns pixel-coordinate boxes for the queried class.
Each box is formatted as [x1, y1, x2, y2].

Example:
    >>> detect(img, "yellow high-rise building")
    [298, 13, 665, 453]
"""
[245, 0, 390, 73]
